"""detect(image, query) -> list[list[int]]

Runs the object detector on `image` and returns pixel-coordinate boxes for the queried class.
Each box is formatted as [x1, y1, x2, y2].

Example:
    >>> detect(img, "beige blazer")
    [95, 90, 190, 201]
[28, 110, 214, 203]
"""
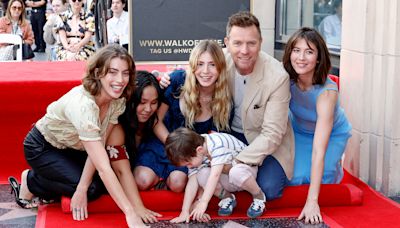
[225, 50, 295, 179]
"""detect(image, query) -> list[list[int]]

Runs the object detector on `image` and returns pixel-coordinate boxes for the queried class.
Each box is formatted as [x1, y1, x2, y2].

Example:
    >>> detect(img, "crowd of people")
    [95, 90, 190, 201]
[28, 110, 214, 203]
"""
[1, 0, 342, 61]
[5, 8, 351, 228]
[0, 0, 129, 61]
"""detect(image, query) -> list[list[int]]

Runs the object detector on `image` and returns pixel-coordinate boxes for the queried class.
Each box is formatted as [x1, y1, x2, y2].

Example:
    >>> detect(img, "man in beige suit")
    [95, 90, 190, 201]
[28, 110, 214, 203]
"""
[224, 11, 294, 208]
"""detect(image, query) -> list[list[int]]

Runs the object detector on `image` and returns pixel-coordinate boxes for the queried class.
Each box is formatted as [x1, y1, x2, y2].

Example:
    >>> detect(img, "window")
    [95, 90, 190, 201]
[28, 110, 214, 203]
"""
[275, 0, 342, 74]
[276, 0, 342, 53]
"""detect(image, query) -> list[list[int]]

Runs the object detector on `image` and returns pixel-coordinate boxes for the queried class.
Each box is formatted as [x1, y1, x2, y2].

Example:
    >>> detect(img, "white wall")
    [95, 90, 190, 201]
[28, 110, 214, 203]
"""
[340, 0, 400, 196]
[253, 0, 276, 55]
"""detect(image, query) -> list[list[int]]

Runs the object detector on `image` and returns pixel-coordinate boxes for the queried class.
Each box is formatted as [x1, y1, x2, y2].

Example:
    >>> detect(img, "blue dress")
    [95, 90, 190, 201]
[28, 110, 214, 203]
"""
[288, 77, 351, 185]
[136, 70, 215, 179]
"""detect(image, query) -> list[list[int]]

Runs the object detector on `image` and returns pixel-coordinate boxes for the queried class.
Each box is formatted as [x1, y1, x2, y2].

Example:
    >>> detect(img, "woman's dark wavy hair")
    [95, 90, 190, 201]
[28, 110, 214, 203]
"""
[82, 44, 136, 99]
[119, 71, 163, 164]
[282, 27, 331, 85]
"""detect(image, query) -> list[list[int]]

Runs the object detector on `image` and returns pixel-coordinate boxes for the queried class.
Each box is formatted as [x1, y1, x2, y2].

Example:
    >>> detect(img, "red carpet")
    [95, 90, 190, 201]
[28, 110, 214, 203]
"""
[60, 183, 363, 213]
[0, 61, 168, 184]
[1, 61, 399, 227]
[36, 171, 400, 228]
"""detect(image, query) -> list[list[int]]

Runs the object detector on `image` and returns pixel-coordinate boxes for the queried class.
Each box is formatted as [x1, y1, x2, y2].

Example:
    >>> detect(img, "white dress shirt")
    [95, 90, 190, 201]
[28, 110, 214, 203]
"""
[106, 10, 129, 46]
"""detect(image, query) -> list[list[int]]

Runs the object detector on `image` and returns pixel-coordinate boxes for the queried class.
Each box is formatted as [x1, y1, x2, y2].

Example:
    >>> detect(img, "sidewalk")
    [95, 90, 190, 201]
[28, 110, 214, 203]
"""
[0, 184, 36, 227]
[32, 50, 48, 62]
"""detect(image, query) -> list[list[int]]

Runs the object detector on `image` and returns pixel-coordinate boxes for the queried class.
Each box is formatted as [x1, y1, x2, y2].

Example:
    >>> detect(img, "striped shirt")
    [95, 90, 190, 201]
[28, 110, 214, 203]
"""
[188, 132, 246, 177]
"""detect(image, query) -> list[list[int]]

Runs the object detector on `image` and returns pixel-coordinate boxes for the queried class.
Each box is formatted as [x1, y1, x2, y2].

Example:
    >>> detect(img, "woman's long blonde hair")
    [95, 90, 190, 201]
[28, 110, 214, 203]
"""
[181, 40, 231, 132]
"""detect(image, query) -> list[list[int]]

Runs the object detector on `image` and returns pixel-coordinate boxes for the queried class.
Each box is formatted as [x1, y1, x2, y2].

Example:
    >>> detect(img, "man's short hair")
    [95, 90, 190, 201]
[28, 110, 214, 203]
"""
[226, 11, 261, 38]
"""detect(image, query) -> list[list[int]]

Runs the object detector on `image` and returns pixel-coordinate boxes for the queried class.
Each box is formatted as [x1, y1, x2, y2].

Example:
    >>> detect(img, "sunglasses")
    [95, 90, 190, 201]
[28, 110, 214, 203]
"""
[71, 0, 82, 2]
[11, 6, 23, 11]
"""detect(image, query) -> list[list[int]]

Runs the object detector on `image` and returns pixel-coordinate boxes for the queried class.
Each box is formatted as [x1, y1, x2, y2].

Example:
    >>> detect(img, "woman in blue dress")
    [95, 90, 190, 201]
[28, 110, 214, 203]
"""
[282, 27, 351, 224]
[134, 40, 232, 192]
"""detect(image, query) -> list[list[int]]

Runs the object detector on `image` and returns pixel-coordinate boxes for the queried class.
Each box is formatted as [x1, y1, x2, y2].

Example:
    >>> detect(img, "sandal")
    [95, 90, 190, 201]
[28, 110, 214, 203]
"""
[8, 176, 38, 209]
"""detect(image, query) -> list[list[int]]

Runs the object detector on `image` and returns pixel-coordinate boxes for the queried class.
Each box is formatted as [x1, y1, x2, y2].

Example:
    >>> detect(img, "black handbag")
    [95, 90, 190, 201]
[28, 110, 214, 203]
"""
[22, 43, 35, 60]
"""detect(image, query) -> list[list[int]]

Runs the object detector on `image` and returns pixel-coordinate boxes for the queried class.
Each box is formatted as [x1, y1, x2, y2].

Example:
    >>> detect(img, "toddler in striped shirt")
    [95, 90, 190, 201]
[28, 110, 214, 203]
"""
[165, 127, 266, 223]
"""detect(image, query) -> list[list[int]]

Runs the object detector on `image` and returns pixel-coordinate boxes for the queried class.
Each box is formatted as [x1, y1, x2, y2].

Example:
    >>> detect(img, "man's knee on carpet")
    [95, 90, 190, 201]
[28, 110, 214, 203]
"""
[257, 156, 288, 201]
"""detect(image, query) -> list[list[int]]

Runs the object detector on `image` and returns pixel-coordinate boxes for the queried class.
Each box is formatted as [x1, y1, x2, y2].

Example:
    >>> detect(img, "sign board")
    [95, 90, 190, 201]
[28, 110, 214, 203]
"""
[131, 0, 251, 62]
